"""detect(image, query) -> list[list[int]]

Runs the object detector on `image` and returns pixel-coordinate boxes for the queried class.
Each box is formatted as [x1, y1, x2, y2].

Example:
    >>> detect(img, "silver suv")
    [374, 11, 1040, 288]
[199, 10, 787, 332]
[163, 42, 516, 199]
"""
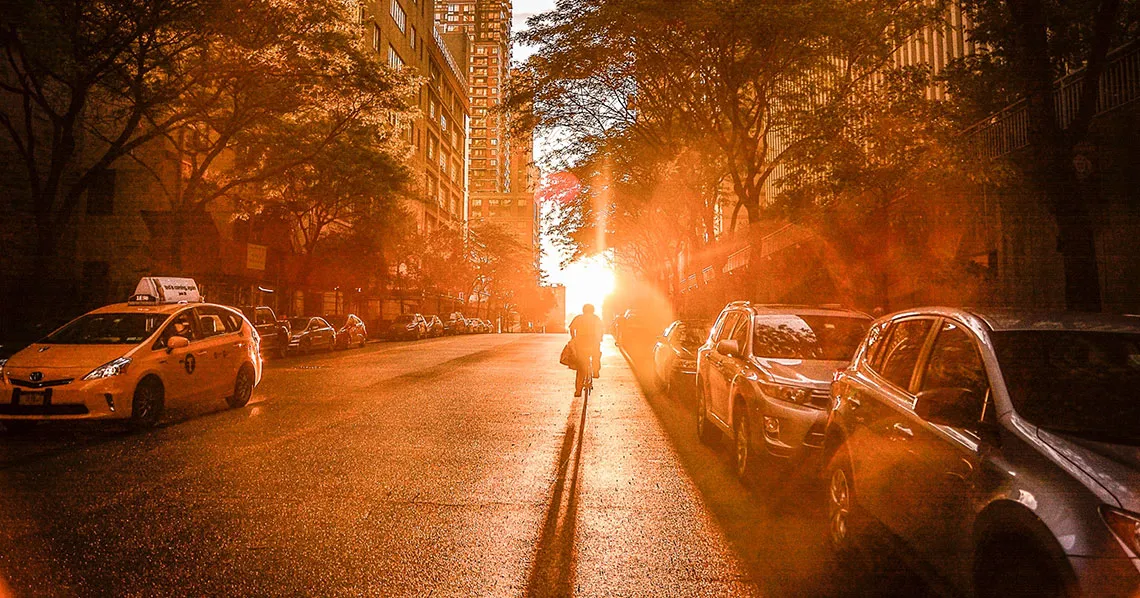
[826, 307, 1140, 597]
[695, 303, 870, 484]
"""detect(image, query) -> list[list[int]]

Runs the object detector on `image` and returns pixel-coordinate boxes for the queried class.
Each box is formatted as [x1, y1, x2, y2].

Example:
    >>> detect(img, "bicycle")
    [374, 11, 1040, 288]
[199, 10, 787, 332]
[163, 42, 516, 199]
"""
[581, 356, 594, 401]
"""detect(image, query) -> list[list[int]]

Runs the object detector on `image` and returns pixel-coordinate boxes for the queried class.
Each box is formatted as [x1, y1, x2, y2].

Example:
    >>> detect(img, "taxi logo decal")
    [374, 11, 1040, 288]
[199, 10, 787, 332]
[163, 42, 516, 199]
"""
[29, 372, 43, 382]
[183, 354, 196, 375]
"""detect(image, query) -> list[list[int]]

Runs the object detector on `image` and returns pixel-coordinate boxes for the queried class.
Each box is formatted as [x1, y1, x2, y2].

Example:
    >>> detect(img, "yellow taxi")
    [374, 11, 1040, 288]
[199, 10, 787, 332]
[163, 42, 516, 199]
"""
[0, 278, 263, 432]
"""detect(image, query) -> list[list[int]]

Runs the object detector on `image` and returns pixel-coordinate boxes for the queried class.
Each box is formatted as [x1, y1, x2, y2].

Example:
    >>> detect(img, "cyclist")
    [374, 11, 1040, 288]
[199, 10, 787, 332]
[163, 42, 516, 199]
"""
[568, 303, 603, 397]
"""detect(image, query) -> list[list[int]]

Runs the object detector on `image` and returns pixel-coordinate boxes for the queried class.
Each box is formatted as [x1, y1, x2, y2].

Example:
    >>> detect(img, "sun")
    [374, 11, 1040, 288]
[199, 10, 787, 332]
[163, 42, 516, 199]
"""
[560, 255, 615, 320]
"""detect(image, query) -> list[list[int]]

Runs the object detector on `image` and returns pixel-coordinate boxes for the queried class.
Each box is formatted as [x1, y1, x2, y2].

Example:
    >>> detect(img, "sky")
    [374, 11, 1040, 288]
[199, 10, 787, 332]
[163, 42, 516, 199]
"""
[512, 0, 557, 63]
[511, 0, 605, 317]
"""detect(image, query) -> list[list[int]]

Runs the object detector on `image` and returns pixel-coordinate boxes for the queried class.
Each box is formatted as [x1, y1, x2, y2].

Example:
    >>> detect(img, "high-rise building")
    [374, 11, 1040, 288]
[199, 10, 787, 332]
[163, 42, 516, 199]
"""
[436, 0, 540, 273]
[365, 0, 470, 233]
[436, 1, 513, 195]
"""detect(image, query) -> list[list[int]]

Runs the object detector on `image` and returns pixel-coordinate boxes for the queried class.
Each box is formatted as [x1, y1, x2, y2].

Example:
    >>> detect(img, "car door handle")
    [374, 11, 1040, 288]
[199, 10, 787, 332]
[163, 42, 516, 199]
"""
[891, 423, 913, 439]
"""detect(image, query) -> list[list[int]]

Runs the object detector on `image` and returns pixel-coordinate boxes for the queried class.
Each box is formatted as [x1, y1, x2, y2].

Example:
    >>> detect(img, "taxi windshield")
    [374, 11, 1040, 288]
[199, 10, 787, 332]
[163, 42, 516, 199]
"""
[289, 318, 311, 330]
[42, 313, 167, 345]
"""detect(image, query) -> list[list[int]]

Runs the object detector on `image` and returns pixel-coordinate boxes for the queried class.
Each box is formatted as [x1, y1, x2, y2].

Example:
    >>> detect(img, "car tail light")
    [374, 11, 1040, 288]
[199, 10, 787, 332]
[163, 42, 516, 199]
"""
[1101, 506, 1140, 557]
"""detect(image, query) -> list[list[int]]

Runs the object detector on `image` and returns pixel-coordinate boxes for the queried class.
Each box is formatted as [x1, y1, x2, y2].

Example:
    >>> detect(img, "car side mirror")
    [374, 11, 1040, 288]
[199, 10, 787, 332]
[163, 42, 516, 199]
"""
[166, 335, 190, 352]
[716, 339, 741, 357]
[914, 387, 981, 429]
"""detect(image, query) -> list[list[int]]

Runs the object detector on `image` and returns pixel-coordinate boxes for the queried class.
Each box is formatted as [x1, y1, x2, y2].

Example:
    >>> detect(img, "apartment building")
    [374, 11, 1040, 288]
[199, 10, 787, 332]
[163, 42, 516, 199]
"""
[366, 0, 471, 233]
[436, 0, 513, 195]
[436, 1, 541, 273]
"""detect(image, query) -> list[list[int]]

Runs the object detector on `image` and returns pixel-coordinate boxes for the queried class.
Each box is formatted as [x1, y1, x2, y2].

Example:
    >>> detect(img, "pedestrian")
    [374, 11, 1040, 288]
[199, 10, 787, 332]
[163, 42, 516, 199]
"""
[568, 303, 603, 397]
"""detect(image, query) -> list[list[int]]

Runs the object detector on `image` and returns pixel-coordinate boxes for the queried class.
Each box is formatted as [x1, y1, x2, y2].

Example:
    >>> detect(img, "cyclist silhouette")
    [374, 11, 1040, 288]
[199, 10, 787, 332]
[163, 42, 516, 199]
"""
[568, 304, 603, 397]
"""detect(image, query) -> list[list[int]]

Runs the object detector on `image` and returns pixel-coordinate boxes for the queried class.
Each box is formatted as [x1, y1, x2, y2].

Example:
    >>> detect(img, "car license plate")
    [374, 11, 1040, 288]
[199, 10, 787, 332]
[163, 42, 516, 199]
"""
[16, 391, 46, 406]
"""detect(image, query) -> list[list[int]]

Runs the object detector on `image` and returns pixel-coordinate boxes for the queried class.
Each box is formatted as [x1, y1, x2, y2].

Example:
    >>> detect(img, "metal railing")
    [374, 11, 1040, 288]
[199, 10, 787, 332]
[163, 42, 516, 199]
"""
[965, 40, 1140, 159]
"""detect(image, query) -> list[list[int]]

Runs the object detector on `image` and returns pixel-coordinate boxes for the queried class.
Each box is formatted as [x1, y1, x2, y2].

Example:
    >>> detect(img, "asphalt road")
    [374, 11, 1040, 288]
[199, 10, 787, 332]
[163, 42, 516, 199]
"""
[0, 334, 932, 597]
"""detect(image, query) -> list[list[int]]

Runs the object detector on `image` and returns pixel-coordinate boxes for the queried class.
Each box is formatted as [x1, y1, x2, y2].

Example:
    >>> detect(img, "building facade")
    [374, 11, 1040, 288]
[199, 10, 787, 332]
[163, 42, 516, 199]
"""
[366, 0, 471, 234]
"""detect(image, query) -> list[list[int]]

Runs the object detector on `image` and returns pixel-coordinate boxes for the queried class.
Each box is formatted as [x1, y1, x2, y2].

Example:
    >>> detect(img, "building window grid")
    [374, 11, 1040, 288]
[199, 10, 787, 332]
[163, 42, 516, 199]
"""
[390, 0, 407, 32]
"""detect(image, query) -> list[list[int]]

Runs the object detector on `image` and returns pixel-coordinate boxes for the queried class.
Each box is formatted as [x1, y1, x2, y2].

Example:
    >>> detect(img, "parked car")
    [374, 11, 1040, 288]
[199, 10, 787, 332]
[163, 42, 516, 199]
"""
[825, 308, 1140, 598]
[287, 316, 336, 354]
[695, 302, 871, 484]
[327, 314, 367, 350]
[0, 277, 261, 432]
[465, 317, 483, 334]
[444, 314, 467, 335]
[424, 315, 445, 338]
[481, 319, 494, 333]
[613, 309, 637, 346]
[652, 319, 712, 394]
[387, 314, 428, 340]
[240, 305, 291, 358]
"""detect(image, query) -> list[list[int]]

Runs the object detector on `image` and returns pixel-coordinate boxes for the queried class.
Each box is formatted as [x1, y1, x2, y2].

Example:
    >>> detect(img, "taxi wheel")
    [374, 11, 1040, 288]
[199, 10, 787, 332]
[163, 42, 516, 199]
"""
[227, 365, 255, 409]
[128, 378, 165, 432]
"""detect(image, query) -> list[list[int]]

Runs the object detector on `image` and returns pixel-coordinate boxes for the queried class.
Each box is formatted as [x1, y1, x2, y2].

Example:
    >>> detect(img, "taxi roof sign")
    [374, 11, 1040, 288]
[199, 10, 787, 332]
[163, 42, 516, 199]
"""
[129, 277, 202, 304]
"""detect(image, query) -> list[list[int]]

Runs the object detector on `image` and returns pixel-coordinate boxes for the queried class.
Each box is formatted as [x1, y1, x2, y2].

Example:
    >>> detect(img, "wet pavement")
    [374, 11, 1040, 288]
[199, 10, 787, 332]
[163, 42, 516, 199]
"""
[0, 334, 933, 597]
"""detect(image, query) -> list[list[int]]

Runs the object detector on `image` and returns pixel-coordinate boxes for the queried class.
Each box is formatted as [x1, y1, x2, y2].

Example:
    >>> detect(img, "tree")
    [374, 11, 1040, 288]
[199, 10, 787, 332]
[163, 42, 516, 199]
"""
[512, 0, 937, 286]
[0, 0, 212, 273]
[945, 0, 1138, 310]
[243, 123, 412, 285]
[138, 0, 416, 269]
[774, 66, 984, 308]
[467, 223, 539, 321]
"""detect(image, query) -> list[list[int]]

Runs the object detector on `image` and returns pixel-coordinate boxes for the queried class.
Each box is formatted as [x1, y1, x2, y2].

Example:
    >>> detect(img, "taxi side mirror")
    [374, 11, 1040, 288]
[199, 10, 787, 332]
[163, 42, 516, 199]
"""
[167, 336, 190, 352]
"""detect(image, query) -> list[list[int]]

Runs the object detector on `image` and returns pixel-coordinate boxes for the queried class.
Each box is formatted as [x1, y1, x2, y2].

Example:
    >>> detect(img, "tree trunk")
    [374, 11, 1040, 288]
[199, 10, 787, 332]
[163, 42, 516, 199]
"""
[1047, 156, 1102, 311]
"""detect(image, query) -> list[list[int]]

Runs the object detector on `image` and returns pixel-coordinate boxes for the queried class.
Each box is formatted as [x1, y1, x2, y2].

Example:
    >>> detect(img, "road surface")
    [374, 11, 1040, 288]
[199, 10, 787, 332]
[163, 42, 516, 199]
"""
[0, 334, 930, 597]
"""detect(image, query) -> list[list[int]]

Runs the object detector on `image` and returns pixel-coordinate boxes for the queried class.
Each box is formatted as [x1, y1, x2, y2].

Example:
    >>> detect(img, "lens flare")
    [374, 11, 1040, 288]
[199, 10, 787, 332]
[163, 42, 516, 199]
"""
[561, 255, 615, 321]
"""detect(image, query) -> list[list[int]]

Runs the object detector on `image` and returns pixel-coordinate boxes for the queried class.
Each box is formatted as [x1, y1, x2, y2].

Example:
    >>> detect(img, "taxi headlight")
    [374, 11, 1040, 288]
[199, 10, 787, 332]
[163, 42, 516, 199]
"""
[82, 357, 132, 381]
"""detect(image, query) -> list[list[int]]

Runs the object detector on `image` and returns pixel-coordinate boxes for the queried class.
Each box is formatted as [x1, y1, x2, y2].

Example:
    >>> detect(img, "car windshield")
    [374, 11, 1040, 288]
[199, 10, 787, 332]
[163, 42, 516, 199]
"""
[993, 330, 1140, 445]
[289, 318, 311, 330]
[42, 313, 167, 345]
[752, 315, 870, 360]
[325, 315, 347, 327]
[674, 324, 710, 350]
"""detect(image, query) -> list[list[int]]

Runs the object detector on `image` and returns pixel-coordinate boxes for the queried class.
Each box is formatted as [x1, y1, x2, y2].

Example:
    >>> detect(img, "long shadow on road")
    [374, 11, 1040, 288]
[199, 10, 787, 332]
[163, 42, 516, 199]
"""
[618, 339, 936, 598]
[524, 387, 588, 597]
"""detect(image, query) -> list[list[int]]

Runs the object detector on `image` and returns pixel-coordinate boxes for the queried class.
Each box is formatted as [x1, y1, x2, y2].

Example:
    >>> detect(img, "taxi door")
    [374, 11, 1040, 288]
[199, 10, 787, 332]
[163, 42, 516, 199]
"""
[150, 309, 208, 405]
[192, 307, 240, 400]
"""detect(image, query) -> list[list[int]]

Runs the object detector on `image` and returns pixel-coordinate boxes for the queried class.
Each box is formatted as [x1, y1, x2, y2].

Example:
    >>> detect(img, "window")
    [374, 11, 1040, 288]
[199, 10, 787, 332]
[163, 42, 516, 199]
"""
[388, 45, 403, 69]
[729, 314, 749, 350]
[372, 24, 381, 51]
[86, 169, 115, 215]
[154, 310, 199, 349]
[255, 308, 274, 326]
[711, 312, 739, 344]
[409, 25, 417, 49]
[877, 319, 935, 391]
[390, 0, 406, 32]
[919, 320, 989, 422]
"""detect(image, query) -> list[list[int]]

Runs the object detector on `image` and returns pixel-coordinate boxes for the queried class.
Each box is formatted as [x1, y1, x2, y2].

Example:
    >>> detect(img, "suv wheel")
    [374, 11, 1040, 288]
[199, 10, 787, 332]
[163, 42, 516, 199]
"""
[975, 535, 1069, 598]
[734, 408, 758, 482]
[697, 385, 718, 445]
[826, 451, 863, 566]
